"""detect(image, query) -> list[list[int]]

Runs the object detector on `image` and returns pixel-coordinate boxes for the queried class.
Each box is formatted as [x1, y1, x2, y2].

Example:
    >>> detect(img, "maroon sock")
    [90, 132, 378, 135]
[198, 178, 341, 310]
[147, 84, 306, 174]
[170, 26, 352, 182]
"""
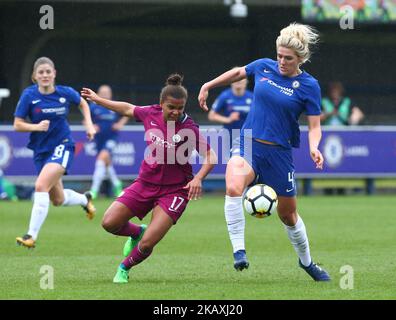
[112, 222, 142, 238]
[122, 242, 152, 270]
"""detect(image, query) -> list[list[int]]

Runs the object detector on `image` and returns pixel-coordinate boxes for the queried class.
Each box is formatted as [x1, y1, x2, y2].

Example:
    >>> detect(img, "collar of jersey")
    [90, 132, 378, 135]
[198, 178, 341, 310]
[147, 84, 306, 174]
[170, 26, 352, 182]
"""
[274, 63, 305, 80]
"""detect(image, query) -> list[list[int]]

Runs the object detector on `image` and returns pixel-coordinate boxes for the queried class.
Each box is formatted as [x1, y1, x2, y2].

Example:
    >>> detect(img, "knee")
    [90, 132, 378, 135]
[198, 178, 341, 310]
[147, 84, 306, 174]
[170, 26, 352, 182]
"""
[102, 214, 125, 234]
[35, 182, 49, 193]
[51, 198, 64, 207]
[278, 209, 298, 226]
[226, 183, 245, 197]
[138, 238, 154, 253]
[101, 217, 117, 233]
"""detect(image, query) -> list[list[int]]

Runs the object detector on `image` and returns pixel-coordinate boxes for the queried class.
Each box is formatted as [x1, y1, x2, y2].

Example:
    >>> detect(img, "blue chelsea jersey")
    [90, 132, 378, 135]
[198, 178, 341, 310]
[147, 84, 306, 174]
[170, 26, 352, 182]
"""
[243, 58, 321, 149]
[14, 85, 81, 155]
[211, 88, 253, 132]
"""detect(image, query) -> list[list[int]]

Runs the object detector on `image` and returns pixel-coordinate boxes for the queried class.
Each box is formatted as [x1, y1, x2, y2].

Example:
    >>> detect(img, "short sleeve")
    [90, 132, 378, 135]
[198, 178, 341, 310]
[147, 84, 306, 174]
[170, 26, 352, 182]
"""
[64, 86, 81, 105]
[14, 90, 31, 119]
[245, 59, 263, 77]
[305, 80, 322, 116]
[133, 105, 152, 122]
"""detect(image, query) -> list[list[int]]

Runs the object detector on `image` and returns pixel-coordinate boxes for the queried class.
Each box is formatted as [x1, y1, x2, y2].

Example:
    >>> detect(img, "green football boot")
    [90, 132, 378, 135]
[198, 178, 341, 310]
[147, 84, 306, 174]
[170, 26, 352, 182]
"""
[113, 181, 123, 197]
[89, 190, 98, 200]
[123, 224, 147, 257]
[113, 265, 129, 284]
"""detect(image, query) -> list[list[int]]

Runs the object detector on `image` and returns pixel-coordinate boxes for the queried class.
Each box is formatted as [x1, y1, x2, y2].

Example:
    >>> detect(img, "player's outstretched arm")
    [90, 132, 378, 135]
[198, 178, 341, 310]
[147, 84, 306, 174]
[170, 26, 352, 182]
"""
[198, 67, 246, 111]
[81, 88, 136, 118]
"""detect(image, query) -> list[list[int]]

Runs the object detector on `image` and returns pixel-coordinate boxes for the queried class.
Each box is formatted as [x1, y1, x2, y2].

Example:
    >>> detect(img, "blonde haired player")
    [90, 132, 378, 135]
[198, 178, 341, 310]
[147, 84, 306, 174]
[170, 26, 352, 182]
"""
[198, 23, 330, 281]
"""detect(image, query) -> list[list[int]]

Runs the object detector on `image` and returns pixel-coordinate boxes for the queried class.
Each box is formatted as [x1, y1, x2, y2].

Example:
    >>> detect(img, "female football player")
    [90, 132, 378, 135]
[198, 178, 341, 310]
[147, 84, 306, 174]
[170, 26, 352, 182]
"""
[82, 73, 216, 283]
[198, 23, 330, 281]
[14, 57, 96, 249]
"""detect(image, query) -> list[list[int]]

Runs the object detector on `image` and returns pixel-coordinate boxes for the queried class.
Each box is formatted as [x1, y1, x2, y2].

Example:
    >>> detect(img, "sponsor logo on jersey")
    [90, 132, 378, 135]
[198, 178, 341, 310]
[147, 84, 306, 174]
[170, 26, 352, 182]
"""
[149, 132, 176, 149]
[41, 107, 67, 115]
[259, 76, 295, 96]
[267, 79, 294, 96]
[232, 105, 250, 112]
[98, 113, 116, 121]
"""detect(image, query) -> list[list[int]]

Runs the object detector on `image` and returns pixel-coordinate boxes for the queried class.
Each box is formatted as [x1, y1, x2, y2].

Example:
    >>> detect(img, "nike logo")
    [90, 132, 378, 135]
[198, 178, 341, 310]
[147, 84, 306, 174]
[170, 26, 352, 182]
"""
[32, 99, 41, 104]
[150, 121, 158, 126]
[264, 69, 271, 73]
[286, 188, 294, 192]
[227, 221, 240, 226]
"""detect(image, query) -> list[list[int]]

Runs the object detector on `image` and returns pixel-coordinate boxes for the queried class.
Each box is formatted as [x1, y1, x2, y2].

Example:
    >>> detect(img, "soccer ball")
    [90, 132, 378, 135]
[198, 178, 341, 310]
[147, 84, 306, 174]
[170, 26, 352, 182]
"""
[243, 184, 278, 218]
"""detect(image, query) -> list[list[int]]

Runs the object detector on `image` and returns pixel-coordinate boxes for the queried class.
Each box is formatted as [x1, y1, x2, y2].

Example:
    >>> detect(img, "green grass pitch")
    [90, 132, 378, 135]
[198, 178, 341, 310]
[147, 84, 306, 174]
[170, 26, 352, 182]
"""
[0, 195, 395, 300]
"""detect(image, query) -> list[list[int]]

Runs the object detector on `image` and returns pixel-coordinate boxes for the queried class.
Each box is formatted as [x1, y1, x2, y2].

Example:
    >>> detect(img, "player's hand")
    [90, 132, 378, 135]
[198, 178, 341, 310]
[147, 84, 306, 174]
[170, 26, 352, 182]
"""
[81, 88, 99, 102]
[228, 112, 240, 123]
[86, 124, 96, 141]
[94, 124, 100, 133]
[198, 84, 209, 112]
[37, 120, 50, 132]
[183, 177, 202, 200]
[310, 148, 324, 170]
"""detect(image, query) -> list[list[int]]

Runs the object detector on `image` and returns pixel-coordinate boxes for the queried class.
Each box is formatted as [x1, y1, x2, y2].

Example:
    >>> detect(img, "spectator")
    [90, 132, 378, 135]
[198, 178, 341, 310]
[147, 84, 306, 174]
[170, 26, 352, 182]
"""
[321, 81, 365, 126]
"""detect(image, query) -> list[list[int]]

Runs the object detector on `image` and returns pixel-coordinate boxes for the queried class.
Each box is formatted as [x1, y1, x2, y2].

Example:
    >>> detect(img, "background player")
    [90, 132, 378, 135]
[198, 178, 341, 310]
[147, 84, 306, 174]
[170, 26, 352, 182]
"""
[82, 73, 216, 284]
[88, 85, 129, 199]
[14, 57, 96, 248]
[198, 23, 331, 281]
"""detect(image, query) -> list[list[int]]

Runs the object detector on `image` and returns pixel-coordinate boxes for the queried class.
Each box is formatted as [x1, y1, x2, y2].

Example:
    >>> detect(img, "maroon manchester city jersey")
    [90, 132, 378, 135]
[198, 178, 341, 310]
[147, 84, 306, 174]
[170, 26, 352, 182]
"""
[134, 104, 210, 186]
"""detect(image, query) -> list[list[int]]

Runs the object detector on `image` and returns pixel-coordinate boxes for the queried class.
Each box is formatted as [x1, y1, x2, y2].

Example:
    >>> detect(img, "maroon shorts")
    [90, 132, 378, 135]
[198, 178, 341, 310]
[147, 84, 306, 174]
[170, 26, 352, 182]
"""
[116, 179, 190, 224]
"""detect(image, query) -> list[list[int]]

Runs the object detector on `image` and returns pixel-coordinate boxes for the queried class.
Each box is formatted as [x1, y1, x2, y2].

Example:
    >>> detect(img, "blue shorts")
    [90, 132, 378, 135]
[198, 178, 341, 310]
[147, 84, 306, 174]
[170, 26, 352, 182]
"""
[34, 144, 75, 174]
[95, 137, 117, 154]
[232, 138, 296, 197]
[229, 136, 241, 156]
